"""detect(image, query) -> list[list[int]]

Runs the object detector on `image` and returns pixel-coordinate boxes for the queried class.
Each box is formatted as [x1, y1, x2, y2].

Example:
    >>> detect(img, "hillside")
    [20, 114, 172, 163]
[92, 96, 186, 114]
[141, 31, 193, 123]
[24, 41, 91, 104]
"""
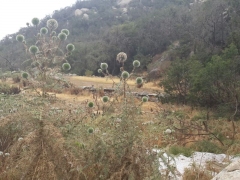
[1, 0, 239, 74]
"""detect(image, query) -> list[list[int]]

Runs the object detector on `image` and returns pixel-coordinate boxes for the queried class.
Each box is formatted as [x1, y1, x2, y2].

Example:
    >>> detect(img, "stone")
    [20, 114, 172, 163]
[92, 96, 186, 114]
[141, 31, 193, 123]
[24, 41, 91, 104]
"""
[212, 159, 240, 180]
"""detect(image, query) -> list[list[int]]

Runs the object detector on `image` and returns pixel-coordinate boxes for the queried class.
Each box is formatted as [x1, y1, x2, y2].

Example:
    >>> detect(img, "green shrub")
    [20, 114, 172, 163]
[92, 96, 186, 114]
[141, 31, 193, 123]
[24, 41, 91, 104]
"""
[168, 145, 193, 157]
[191, 140, 223, 154]
[0, 83, 20, 94]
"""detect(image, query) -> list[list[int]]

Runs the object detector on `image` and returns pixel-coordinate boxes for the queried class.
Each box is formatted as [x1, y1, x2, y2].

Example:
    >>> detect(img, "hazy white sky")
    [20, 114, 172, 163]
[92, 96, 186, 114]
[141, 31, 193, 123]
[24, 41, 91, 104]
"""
[0, 0, 77, 40]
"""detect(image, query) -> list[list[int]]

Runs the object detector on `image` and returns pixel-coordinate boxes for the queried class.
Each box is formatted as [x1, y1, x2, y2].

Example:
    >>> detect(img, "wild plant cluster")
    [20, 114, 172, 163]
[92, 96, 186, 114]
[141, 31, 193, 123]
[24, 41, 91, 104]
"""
[16, 18, 74, 97]
[0, 18, 175, 180]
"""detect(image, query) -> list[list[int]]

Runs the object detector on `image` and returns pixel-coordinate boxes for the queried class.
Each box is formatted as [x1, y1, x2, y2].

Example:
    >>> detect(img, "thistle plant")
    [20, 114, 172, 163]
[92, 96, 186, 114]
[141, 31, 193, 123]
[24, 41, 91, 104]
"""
[16, 18, 74, 97]
[98, 52, 143, 98]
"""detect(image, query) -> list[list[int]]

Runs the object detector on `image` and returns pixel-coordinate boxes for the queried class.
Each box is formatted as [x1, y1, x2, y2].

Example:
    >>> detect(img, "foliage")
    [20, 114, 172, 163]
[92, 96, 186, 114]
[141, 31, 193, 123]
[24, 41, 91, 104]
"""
[168, 145, 193, 157]
[15, 18, 74, 97]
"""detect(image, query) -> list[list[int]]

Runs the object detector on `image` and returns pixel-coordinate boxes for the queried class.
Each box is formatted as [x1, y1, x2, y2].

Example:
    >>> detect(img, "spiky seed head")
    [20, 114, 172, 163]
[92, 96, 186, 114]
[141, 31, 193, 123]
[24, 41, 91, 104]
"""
[102, 96, 109, 103]
[21, 72, 29, 79]
[16, 34, 24, 42]
[136, 77, 143, 85]
[116, 52, 127, 63]
[100, 63, 108, 70]
[62, 63, 71, 71]
[121, 71, 129, 80]
[133, 60, 140, 67]
[61, 29, 70, 36]
[47, 19, 58, 30]
[40, 27, 48, 35]
[52, 36, 57, 41]
[142, 96, 148, 102]
[31, 18, 40, 26]
[88, 127, 94, 134]
[29, 45, 39, 54]
[66, 43, 75, 52]
[88, 102, 94, 108]
[98, 69, 102, 73]
[58, 33, 67, 41]
[51, 31, 56, 36]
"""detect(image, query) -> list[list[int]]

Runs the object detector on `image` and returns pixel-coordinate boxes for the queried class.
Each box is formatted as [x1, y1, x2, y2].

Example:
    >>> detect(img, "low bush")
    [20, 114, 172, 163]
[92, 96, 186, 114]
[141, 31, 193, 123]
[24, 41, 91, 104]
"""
[0, 83, 20, 94]
[168, 145, 193, 157]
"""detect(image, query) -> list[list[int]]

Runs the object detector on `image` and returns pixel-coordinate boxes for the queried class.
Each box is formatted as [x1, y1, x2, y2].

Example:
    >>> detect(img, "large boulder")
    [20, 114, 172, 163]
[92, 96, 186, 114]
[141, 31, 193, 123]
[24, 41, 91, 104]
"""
[212, 159, 240, 180]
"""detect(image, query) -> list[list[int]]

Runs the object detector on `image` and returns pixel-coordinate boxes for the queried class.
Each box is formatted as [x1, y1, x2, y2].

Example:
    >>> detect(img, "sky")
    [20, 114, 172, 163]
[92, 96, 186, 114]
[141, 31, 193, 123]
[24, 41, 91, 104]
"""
[0, 0, 77, 40]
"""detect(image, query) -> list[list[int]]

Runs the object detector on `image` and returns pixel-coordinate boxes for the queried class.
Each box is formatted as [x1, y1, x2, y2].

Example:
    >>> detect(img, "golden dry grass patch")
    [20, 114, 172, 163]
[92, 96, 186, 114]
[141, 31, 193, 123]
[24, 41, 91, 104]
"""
[67, 76, 163, 91]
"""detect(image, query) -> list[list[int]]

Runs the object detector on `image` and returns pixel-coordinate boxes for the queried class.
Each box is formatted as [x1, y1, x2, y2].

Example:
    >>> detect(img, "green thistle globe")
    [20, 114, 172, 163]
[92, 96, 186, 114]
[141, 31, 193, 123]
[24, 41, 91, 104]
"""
[102, 96, 109, 103]
[51, 31, 56, 36]
[98, 69, 102, 73]
[62, 63, 71, 71]
[16, 34, 24, 42]
[31, 18, 40, 26]
[100, 63, 108, 70]
[88, 102, 94, 108]
[133, 60, 140, 67]
[29, 45, 39, 54]
[61, 29, 70, 36]
[136, 77, 143, 85]
[47, 19, 58, 30]
[66, 43, 75, 52]
[142, 96, 148, 103]
[52, 36, 57, 41]
[21, 72, 29, 79]
[121, 71, 130, 80]
[87, 127, 94, 134]
[58, 33, 67, 41]
[40, 27, 48, 35]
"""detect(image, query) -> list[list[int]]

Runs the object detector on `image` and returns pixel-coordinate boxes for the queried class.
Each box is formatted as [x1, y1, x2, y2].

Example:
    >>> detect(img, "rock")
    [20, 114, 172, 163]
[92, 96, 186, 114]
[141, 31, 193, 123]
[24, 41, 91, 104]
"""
[212, 159, 240, 180]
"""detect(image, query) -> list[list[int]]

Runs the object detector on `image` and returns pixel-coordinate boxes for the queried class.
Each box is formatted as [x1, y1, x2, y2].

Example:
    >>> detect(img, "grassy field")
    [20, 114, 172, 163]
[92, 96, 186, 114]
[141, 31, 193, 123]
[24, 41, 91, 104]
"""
[0, 75, 240, 180]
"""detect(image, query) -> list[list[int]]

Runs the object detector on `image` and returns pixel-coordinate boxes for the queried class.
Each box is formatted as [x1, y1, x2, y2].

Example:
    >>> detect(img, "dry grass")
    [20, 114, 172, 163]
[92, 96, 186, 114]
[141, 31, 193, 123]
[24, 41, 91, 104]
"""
[67, 75, 163, 91]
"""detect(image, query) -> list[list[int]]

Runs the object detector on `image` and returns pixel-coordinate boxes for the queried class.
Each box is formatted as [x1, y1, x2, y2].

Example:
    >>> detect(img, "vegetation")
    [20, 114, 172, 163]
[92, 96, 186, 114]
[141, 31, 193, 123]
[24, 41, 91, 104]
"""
[1, 0, 240, 179]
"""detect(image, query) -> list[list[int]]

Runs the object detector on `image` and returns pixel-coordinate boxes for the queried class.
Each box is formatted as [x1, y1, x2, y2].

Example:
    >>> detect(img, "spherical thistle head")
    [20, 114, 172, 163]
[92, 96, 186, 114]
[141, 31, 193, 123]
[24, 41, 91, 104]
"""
[52, 36, 57, 41]
[102, 96, 109, 103]
[142, 96, 148, 103]
[40, 27, 48, 35]
[29, 45, 39, 54]
[61, 29, 70, 36]
[47, 19, 58, 30]
[66, 43, 75, 52]
[98, 69, 102, 73]
[88, 127, 94, 134]
[32, 17, 40, 26]
[16, 34, 24, 42]
[21, 72, 29, 79]
[58, 32, 67, 41]
[136, 77, 143, 85]
[121, 71, 130, 80]
[133, 60, 140, 67]
[62, 63, 71, 71]
[116, 52, 127, 63]
[51, 31, 56, 36]
[88, 102, 94, 108]
[100, 63, 108, 70]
